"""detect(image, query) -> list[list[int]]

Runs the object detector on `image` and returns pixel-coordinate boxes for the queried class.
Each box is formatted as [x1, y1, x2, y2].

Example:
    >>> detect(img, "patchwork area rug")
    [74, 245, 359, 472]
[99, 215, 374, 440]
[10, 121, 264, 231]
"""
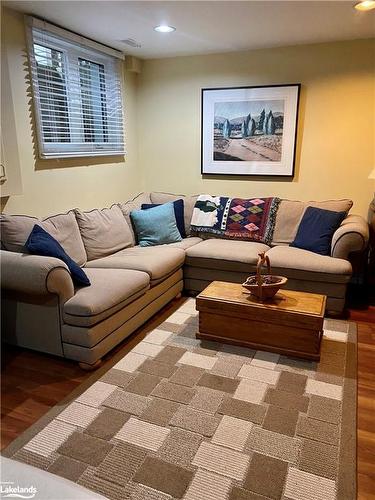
[3, 298, 357, 500]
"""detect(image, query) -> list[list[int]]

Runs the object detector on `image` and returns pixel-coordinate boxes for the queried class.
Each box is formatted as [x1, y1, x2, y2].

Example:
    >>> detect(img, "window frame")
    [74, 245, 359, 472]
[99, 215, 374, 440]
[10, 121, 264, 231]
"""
[78, 57, 109, 145]
[26, 16, 126, 159]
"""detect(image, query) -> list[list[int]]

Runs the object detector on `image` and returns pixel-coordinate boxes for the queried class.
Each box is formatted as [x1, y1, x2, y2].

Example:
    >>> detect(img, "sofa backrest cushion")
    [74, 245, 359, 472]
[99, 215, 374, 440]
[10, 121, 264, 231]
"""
[26, 224, 91, 287]
[141, 199, 186, 238]
[272, 199, 353, 246]
[290, 207, 347, 255]
[190, 195, 280, 245]
[0, 211, 87, 266]
[0, 214, 38, 253]
[42, 211, 87, 266]
[75, 204, 133, 261]
[119, 192, 152, 245]
[131, 202, 182, 247]
[150, 192, 198, 236]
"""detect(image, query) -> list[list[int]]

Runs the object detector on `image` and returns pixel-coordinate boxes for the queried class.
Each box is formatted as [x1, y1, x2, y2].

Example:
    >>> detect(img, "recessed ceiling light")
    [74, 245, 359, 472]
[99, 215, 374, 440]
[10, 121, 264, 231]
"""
[354, 0, 375, 10]
[154, 25, 176, 33]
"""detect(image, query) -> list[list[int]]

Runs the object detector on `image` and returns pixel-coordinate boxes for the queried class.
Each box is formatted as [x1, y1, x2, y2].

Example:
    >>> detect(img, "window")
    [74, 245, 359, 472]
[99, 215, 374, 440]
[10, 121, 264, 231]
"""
[27, 17, 125, 158]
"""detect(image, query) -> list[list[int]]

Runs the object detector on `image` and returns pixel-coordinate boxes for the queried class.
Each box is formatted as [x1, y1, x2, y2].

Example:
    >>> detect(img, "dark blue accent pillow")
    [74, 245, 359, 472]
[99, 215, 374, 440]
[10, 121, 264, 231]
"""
[141, 199, 186, 238]
[290, 207, 347, 256]
[25, 225, 91, 287]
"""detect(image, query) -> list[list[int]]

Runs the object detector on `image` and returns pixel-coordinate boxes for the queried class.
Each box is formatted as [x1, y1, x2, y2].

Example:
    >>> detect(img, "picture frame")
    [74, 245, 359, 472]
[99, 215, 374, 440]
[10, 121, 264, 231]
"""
[201, 84, 301, 177]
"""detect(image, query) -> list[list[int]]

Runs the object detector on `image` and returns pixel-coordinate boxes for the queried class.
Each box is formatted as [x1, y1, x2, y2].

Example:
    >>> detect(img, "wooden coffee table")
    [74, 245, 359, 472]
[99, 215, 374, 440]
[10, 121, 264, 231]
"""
[196, 281, 326, 361]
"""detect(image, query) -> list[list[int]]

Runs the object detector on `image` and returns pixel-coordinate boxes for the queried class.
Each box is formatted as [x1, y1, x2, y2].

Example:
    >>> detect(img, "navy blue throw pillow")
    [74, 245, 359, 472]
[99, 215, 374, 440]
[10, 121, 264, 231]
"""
[141, 199, 186, 238]
[26, 225, 91, 287]
[290, 207, 347, 256]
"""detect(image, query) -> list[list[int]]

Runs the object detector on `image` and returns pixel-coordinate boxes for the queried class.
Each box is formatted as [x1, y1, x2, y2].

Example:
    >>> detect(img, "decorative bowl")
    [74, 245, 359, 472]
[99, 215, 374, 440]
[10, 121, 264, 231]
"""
[242, 252, 288, 301]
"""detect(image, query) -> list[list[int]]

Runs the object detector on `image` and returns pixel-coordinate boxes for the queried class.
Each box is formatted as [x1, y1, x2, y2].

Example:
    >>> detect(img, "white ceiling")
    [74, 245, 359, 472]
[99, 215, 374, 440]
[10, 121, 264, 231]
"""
[4, 1, 375, 59]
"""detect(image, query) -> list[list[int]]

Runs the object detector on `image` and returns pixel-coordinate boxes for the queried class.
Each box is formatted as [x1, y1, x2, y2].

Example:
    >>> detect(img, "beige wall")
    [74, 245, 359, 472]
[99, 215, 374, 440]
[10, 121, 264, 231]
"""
[1, 6, 374, 219]
[138, 39, 375, 218]
[1, 7, 142, 217]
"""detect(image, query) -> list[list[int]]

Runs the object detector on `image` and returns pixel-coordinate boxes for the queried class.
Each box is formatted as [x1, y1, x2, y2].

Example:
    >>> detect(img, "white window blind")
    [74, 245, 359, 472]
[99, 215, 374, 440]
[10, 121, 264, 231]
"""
[26, 16, 125, 158]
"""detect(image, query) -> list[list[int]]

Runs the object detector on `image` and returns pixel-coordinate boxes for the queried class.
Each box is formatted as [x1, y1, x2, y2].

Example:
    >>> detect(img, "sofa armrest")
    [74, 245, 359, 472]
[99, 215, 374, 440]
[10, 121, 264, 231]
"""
[331, 215, 369, 260]
[1, 250, 74, 303]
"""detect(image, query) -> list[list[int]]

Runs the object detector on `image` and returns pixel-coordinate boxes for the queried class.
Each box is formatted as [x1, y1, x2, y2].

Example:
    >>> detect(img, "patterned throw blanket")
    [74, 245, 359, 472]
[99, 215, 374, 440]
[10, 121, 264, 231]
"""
[191, 195, 281, 245]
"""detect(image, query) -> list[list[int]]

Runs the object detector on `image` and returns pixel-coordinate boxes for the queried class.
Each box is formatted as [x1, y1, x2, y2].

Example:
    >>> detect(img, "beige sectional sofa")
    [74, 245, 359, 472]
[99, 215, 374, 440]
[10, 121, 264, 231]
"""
[0, 192, 369, 367]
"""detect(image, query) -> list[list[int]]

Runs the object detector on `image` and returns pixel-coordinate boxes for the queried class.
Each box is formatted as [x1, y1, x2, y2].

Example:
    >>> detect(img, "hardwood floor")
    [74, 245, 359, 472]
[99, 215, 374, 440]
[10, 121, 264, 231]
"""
[1, 297, 374, 499]
[350, 306, 375, 500]
[0, 297, 180, 450]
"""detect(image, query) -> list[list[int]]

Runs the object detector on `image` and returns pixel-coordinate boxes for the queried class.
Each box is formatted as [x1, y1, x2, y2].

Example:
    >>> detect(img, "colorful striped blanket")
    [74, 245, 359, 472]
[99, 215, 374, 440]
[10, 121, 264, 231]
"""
[190, 195, 280, 245]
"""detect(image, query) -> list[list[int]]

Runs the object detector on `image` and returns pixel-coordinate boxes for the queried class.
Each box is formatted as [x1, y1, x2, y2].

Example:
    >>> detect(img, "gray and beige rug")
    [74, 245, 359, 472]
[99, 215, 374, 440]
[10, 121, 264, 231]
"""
[3, 298, 357, 500]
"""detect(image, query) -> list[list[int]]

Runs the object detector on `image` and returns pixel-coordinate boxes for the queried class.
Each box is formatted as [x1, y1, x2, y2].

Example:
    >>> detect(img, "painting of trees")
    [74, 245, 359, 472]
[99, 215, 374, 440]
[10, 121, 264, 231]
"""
[222, 119, 232, 139]
[247, 118, 256, 136]
[208, 84, 300, 173]
[267, 111, 276, 134]
[241, 119, 248, 138]
[262, 111, 276, 135]
[263, 114, 269, 135]
[258, 109, 265, 131]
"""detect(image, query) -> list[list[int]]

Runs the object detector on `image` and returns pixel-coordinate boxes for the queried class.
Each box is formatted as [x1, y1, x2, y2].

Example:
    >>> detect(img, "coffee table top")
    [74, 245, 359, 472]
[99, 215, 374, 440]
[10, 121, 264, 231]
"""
[197, 281, 326, 318]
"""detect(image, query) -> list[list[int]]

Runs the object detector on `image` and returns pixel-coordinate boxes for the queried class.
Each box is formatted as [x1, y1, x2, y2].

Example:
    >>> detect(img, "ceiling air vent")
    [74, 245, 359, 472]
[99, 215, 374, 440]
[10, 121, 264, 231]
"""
[120, 38, 141, 48]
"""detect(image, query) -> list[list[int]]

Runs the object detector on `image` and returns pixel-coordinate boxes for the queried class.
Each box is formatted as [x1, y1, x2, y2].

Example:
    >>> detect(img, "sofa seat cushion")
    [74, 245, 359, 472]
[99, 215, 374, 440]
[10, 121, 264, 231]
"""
[265, 246, 352, 283]
[164, 237, 202, 250]
[85, 246, 185, 286]
[185, 239, 270, 272]
[63, 268, 150, 327]
[62, 270, 182, 349]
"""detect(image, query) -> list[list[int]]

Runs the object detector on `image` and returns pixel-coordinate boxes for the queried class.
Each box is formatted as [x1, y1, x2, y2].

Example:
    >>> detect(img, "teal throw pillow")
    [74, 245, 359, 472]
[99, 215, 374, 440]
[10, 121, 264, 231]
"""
[130, 202, 182, 247]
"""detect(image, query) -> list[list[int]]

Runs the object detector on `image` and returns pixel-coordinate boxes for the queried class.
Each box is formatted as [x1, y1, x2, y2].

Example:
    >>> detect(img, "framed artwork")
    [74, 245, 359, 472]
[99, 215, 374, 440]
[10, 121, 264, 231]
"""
[201, 84, 300, 177]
